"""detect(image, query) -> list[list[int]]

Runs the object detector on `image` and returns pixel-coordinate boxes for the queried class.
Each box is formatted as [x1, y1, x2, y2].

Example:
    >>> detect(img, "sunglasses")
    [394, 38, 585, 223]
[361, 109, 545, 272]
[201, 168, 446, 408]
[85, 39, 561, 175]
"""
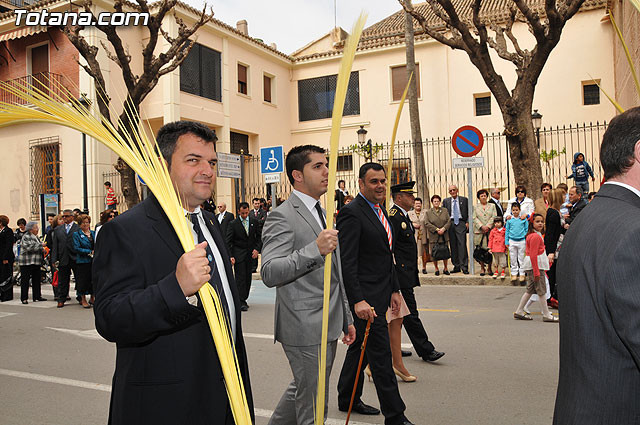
[516, 190, 525, 193]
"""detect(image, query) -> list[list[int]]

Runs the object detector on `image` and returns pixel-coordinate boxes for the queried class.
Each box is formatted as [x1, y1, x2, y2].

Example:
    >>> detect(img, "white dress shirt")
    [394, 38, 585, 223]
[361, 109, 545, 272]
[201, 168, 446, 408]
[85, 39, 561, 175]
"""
[184, 207, 236, 338]
[292, 189, 325, 229]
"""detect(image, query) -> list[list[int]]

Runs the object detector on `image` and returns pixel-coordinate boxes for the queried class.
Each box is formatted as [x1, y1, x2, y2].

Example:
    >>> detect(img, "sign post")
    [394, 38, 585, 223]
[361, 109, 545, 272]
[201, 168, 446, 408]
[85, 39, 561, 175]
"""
[451, 126, 485, 275]
[260, 146, 284, 208]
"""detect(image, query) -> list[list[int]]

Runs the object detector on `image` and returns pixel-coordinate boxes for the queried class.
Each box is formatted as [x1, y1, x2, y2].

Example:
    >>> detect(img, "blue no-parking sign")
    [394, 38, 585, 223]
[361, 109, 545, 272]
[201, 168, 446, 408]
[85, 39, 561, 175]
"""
[260, 146, 284, 174]
[452, 126, 484, 157]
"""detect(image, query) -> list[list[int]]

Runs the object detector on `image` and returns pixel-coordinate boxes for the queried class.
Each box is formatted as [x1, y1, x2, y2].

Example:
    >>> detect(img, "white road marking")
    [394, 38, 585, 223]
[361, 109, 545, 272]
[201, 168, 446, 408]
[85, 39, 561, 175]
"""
[0, 312, 17, 318]
[0, 369, 376, 425]
[46, 327, 103, 340]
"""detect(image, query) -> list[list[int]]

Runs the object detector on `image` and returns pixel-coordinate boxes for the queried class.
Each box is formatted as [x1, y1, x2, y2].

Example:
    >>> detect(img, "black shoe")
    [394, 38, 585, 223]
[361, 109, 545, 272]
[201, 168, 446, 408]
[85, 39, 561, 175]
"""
[434, 270, 440, 276]
[34, 297, 47, 302]
[338, 401, 380, 415]
[451, 267, 461, 273]
[400, 418, 416, 425]
[423, 350, 445, 362]
[401, 350, 412, 357]
[443, 270, 450, 275]
[240, 304, 248, 312]
[421, 269, 428, 274]
[66, 296, 71, 301]
[21, 300, 28, 305]
[462, 270, 469, 275]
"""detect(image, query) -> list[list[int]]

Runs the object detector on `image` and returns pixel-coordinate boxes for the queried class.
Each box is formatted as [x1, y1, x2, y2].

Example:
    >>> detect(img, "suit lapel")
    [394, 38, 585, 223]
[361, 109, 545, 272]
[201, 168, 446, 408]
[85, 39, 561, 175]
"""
[290, 193, 323, 236]
[145, 196, 183, 259]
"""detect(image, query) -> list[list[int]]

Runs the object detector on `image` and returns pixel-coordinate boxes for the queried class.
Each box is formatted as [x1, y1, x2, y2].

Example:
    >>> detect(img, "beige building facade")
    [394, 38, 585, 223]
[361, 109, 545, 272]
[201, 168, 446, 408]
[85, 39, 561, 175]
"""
[0, 0, 617, 221]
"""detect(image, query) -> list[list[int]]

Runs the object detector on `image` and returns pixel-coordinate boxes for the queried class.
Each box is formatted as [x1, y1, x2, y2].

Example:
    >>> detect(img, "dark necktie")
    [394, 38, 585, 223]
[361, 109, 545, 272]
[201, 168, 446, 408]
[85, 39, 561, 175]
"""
[189, 213, 231, 323]
[314, 201, 326, 229]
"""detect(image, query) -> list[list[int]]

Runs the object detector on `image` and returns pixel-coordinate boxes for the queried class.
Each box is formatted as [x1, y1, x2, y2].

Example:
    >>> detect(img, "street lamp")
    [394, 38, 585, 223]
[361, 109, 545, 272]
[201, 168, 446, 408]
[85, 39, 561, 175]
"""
[356, 125, 372, 162]
[78, 95, 91, 214]
[532, 109, 543, 148]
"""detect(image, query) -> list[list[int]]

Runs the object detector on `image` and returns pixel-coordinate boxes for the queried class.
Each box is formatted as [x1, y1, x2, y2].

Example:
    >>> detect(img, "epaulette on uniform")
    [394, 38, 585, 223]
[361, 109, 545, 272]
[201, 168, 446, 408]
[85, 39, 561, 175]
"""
[389, 208, 397, 216]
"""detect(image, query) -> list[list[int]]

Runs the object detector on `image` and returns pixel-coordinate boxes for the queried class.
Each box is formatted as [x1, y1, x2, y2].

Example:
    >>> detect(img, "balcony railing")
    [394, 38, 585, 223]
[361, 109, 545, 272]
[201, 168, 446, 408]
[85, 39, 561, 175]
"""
[0, 72, 70, 105]
[0, 0, 37, 11]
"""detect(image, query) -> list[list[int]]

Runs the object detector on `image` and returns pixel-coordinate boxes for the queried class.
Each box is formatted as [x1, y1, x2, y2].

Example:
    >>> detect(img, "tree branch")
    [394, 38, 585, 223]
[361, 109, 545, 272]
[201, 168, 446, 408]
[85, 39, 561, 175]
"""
[513, 0, 547, 41]
[399, 0, 463, 49]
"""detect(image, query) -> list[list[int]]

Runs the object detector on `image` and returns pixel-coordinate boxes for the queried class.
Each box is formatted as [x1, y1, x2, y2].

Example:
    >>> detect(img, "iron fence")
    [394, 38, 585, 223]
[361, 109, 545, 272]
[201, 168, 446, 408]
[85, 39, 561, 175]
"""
[0, 72, 69, 105]
[239, 121, 607, 207]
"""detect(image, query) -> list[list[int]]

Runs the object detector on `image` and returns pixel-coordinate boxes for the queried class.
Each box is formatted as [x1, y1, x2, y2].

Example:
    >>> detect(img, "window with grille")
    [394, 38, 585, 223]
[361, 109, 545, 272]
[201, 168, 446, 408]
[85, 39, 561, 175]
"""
[264, 74, 273, 103]
[583, 83, 600, 105]
[381, 158, 411, 186]
[298, 71, 359, 121]
[230, 131, 249, 155]
[29, 137, 60, 217]
[238, 63, 248, 95]
[474, 94, 491, 116]
[391, 64, 420, 101]
[337, 154, 353, 172]
[180, 43, 222, 102]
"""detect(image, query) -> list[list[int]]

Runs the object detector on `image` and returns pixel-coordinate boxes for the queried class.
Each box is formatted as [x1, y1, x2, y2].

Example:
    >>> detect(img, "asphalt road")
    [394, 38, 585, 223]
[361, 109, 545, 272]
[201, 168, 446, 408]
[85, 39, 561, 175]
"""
[0, 282, 559, 425]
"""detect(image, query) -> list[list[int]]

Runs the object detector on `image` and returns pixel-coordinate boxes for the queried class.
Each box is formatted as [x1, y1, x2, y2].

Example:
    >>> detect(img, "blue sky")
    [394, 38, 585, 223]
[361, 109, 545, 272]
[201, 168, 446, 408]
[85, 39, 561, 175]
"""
[182, 0, 404, 54]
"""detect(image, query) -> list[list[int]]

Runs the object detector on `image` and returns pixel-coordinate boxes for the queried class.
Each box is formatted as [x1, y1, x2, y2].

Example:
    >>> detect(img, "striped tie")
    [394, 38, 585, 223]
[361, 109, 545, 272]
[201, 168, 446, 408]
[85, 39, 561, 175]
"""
[374, 204, 393, 250]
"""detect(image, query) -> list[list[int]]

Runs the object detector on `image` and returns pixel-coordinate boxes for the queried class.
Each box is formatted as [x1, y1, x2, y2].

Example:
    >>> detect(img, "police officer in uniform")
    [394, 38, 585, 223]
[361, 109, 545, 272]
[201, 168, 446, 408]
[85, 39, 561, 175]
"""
[389, 181, 445, 362]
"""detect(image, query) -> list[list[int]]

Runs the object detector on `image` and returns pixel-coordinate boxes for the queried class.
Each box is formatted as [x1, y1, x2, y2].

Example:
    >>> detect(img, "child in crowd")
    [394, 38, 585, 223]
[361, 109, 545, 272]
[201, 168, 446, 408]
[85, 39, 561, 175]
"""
[488, 216, 507, 279]
[505, 203, 528, 284]
[567, 152, 595, 197]
[557, 183, 570, 217]
[513, 213, 558, 322]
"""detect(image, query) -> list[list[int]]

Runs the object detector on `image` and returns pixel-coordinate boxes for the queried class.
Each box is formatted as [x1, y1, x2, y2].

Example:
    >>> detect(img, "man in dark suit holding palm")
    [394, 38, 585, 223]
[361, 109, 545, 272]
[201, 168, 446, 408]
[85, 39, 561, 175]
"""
[93, 121, 253, 425]
[336, 162, 414, 425]
[442, 185, 469, 274]
[553, 107, 640, 424]
[226, 202, 261, 311]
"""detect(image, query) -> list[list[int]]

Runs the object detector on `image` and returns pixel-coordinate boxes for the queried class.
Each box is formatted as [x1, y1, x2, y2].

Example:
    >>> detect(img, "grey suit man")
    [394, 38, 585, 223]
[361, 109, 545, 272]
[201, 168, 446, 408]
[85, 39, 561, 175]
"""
[442, 185, 469, 273]
[553, 106, 640, 424]
[51, 209, 79, 307]
[261, 145, 355, 425]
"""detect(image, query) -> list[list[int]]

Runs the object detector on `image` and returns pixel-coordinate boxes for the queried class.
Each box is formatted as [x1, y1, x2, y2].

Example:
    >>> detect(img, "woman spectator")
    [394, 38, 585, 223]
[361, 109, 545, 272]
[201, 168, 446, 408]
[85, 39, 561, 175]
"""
[544, 188, 564, 308]
[18, 221, 46, 304]
[73, 214, 95, 308]
[424, 195, 452, 275]
[0, 215, 14, 286]
[95, 209, 115, 240]
[534, 183, 553, 218]
[473, 189, 497, 276]
[505, 186, 534, 220]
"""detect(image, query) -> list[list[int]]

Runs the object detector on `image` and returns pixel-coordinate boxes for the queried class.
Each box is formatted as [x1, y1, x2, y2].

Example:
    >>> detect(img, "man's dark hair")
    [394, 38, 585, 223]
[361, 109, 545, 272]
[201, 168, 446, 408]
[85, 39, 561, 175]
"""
[415, 197, 423, 203]
[601, 106, 640, 179]
[17, 218, 26, 226]
[73, 208, 82, 214]
[285, 145, 326, 185]
[358, 162, 385, 179]
[156, 121, 217, 168]
[571, 185, 584, 196]
[238, 202, 250, 210]
[338, 179, 345, 186]
[252, 198, 260, 204]
[588, 191, 597, 201]
[104, 181, 111, 187]
[46, 213, 55, 219]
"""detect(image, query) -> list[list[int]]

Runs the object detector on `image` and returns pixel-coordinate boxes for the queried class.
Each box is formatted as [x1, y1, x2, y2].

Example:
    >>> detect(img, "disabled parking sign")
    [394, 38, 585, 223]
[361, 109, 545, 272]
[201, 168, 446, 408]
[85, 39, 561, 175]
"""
[260, 146, 284, 174]
[452, 126, 484, 157]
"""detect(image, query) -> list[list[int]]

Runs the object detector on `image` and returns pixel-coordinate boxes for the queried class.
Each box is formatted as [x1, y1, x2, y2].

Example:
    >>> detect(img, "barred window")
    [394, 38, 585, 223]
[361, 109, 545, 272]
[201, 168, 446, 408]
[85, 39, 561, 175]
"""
[337, 154, 353, 172]
[30, 136, 60, 217]
[230, 131, 249, 155]
[180, 43, 222, 102]
[298, 71, 359, 121]
[381, 158, 411, 186]
[474, 94, 491, 116]
[583, 83, 600, 105]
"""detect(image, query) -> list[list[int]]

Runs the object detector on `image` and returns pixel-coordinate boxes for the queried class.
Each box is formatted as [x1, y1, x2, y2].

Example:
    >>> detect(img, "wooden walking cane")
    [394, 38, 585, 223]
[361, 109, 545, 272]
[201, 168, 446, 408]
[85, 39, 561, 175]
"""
[345, 309, 374, 425]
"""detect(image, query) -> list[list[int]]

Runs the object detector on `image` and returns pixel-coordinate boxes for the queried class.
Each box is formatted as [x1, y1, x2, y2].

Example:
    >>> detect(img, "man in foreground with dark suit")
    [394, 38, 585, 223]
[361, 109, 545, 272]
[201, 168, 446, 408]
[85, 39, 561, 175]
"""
[216, 202, 234, 237]
[442, 185, 469, 274]
[226, 201, 261, 311]
[51, 209, 78, 308]
[336, 162, 414, 425]
[93, 121, 253, 425]
[553, 106, 640, 424]
[389, 182, 445, 363]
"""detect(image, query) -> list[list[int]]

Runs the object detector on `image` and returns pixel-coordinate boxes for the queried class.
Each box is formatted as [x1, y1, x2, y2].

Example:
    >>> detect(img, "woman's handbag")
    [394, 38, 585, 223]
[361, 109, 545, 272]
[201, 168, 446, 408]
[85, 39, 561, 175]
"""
[473, 233, 493, 264]
[431, 235, 451, 261]
[0, 275, 13, 302]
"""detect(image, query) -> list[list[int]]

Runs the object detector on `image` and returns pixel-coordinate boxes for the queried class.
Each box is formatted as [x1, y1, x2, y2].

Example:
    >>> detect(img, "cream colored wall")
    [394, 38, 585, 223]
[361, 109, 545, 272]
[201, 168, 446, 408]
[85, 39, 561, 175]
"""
[289, 9, 615, 149]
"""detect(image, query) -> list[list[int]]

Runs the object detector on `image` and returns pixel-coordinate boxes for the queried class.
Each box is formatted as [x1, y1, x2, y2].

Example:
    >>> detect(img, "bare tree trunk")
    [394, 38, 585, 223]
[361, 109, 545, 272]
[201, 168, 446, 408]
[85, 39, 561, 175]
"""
[404, 0, 428, 201]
